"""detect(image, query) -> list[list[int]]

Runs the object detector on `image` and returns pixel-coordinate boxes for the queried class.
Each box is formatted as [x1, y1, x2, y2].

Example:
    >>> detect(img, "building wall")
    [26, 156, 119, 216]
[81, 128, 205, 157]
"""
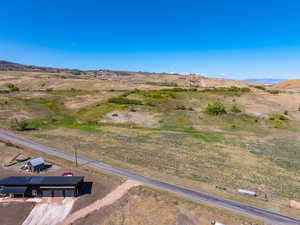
[2, 181, 83, 198]
[38, 188, 76, 197]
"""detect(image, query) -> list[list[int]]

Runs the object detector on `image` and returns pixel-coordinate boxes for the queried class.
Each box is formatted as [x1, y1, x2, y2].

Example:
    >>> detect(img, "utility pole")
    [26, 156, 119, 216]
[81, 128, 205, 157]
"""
[74, 146, 78, 168]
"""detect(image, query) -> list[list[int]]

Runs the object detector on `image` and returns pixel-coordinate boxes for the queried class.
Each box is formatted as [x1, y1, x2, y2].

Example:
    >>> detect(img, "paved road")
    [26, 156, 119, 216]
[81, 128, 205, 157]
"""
[0, 131, 299, 225]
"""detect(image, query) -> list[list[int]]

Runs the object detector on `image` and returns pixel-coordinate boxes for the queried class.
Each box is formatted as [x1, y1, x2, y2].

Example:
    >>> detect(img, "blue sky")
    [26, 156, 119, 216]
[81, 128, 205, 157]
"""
[1, 0, 300, 79]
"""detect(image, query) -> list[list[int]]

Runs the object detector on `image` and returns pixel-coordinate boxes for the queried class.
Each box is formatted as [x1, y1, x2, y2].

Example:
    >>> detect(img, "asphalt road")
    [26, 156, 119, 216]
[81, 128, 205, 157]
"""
[0, 131, 299, 225]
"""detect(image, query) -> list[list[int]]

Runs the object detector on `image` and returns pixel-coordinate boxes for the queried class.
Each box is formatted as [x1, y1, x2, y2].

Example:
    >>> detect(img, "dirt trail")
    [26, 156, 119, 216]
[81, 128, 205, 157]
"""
[60, 180, 140, 225]
[22, 198, 75, 225]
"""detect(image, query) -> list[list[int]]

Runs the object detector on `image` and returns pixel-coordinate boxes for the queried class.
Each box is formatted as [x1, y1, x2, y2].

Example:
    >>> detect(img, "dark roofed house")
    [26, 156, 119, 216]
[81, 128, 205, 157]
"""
[0, 176, 84, 198]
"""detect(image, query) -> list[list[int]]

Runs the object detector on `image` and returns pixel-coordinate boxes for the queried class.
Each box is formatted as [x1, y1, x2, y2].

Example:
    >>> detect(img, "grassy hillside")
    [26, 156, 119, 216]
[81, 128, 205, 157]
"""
[1, 70, 300, 218]
[273, 79, 300, 90]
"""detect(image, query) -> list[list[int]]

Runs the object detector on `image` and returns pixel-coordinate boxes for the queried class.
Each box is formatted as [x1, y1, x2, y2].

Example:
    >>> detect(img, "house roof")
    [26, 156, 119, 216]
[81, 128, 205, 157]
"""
[29, 157, 44, 167]
[0, 176, 84, 186]
[1, 186, 28, 194]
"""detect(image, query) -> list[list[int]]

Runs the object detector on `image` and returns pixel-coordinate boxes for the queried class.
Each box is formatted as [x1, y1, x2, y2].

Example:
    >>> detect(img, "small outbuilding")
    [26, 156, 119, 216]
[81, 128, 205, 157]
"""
[0, 176, 84, 198]
[27, 157, 45, 173]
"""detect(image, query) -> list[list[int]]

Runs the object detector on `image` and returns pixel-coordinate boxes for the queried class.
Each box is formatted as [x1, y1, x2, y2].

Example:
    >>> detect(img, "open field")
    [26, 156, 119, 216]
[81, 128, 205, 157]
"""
[74, 186, 267, 225]
[1, 70, 300, 220]
[0, 135, 267, 225]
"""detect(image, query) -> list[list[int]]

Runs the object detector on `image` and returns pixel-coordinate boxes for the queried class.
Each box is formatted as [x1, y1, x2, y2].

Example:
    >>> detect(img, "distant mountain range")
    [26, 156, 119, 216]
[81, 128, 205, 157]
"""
[245, 78, 286, 85]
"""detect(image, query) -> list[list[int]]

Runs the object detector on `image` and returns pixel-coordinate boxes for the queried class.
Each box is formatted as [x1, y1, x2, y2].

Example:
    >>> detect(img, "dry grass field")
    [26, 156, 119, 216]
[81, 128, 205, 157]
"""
[1, 70, 300, 219]
[0, 138, 265, 225]
[273, 79, 300, 91]
[69, 187, 268, 225]
[78, 186, 267, 225]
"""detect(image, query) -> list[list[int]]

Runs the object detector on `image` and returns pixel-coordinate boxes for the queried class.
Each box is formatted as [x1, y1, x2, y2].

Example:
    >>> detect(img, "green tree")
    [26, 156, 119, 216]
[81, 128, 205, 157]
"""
[205, 102, 227, 115]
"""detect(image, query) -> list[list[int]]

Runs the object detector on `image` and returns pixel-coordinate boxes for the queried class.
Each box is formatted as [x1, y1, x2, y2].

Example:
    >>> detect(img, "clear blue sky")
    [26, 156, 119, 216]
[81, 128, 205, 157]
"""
[1, 0, 300, 79]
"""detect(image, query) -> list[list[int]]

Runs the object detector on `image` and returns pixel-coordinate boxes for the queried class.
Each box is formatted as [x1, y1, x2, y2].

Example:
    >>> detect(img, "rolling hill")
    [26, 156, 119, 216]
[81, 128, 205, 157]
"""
[273, 79, 300, 89]
[1, 61, 300, 220]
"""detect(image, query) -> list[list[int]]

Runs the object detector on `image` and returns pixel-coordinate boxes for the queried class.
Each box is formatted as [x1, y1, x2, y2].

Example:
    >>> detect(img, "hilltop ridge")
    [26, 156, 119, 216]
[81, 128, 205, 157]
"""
[0, 60, 80, 73]
[273, 79, 300, 90]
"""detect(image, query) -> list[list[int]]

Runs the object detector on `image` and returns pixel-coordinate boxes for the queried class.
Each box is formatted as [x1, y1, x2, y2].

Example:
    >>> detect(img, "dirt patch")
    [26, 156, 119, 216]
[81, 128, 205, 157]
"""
[64, 92, 120, 110]
[22, 198, 75, 225]
[102, 111, 160, 127]
[0, 202, 34, 225]
[62, 180, 139, 225]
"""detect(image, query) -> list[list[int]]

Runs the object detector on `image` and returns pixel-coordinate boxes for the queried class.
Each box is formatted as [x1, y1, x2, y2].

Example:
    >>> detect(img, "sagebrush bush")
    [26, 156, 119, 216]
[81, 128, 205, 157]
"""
[201, 86, 250, 95]
[0, 100, 8, 105]
[71, 70, 81, 75]
[251, 85, 266, 91]
[10, 118, 35, 131]
[230, 105, 241, 113]
[5, 83, 19, 92]
[142, 90, 175, 99]
[269, 114, 288, 121]
[267, 90, 280, 94]
[108, 97, 142, 105]
[160, 88, 197, 92]
[145, 82, 178, 87]
[175, 105, 186, 110]
[205, 102, 227, 115]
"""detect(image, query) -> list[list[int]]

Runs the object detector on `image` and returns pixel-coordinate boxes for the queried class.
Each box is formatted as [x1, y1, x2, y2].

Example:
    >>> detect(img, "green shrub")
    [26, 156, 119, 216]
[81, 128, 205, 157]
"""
[202, 86, 250, 95]
[0, 100, 8, 105]
[120, 92, 131, 97]
[145, 101, 155, 106]
[269, 114, 288, 121]
[160, 88, 197, 92]
[230, 105, 241, 113]
[267, 90, 280, 94]
[142, 90, 175, 99]
[145, 82, 178, 87]
[108, 97, 142, 105]
[205, 102, 227, 115]
[298, 107, 300, 111]
[251, 85, 266, 91]
[5, 83, 19, 92]
[175, 105, 186, 110]
[10, 118, 36, 131]
[71, 70, 81, 75]
[165, 82, 178, 87]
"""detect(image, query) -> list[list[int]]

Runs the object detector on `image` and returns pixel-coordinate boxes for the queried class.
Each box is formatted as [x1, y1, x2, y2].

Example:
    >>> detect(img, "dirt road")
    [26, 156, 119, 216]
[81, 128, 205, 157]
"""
[61, 180, 139, 225]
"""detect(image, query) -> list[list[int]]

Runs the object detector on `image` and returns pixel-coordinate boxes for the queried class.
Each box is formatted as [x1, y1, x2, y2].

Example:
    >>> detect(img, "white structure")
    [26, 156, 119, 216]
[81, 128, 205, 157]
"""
[237, 189, 257, 196]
